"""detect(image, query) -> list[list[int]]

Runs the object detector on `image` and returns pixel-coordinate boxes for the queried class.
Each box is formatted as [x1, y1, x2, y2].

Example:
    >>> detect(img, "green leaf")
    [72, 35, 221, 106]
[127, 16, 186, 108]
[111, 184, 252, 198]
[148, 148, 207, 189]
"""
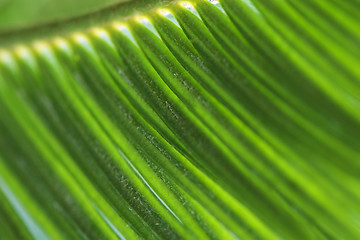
[0, 0, 359, 239]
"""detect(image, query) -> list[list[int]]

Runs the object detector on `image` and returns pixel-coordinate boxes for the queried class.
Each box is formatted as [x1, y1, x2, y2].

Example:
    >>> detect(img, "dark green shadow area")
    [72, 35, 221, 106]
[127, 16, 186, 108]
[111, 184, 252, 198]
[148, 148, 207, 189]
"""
[0, 0, 128, 31]
[0, 0, 173, 48]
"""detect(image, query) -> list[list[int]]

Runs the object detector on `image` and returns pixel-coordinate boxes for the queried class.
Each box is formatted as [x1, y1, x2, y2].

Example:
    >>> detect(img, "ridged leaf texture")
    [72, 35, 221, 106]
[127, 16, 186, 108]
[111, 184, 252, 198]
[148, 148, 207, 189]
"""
[0, 0, 359, 239]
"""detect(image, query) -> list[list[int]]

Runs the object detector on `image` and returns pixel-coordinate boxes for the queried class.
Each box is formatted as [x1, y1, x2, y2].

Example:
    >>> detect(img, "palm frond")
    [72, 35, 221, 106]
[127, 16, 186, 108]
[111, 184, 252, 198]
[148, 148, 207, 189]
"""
[0, 0, 359, 239]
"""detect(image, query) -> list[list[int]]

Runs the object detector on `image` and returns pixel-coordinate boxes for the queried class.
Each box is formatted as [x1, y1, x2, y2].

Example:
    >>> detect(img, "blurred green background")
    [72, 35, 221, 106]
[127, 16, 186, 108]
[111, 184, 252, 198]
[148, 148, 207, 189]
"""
[0, 0, 127, 31]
